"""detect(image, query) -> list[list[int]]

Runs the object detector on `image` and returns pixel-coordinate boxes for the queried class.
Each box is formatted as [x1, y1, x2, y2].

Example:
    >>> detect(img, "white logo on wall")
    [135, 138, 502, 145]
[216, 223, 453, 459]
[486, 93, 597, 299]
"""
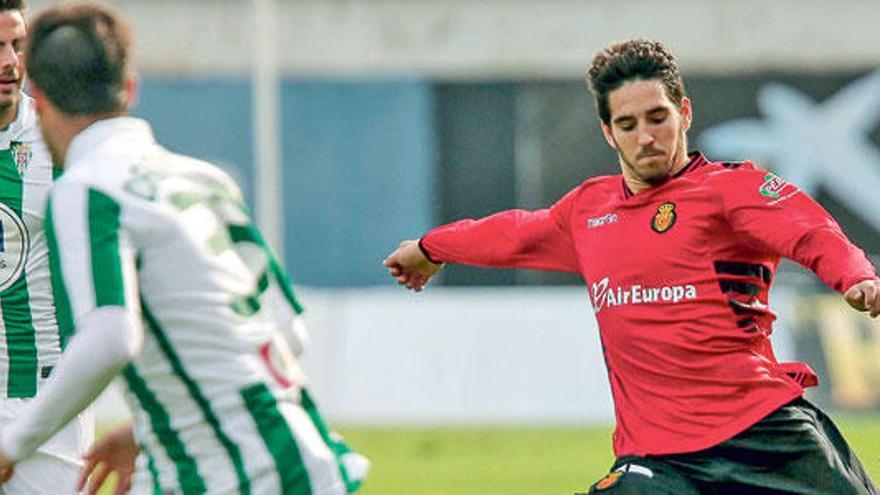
[699, 70, 880, 232]
[0, 203, 28, 291]
[591, 276, 697, 313]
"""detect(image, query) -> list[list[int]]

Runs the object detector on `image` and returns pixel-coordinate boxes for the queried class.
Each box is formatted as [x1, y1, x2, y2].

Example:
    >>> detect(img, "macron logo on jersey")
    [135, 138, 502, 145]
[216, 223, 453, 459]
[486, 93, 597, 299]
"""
[587, 213, 618, 228]
[590, 277, 697, 313]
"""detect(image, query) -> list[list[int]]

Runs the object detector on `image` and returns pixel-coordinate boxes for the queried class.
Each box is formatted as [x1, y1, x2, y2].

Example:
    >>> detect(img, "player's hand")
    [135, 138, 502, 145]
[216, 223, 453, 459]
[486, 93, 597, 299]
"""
[0, 446, 14, 483]
[844, 278, 880, 318]
[382, 239, 444, 292]
[77, 422, 138, 495]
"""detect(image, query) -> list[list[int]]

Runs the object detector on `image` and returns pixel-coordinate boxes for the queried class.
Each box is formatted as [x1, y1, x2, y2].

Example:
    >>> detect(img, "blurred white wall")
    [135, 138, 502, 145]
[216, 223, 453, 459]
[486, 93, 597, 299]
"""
[27, 0, 880, 77]
[298, 287, 613, 425]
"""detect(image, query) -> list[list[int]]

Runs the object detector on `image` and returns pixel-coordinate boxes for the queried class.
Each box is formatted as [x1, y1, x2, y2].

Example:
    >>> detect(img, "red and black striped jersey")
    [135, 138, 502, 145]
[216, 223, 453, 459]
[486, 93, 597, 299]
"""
[421, 151, 876, 457]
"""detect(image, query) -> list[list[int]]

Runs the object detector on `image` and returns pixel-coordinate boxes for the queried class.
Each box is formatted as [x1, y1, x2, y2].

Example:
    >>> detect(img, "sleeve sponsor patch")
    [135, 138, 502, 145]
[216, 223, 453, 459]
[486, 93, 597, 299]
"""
[757, 172, 799, 205]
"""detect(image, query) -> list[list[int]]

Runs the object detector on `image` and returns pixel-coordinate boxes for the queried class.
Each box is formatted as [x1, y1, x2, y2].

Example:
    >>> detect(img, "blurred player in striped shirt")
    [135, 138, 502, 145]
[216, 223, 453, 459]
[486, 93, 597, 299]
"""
[0, 3, 367, 494]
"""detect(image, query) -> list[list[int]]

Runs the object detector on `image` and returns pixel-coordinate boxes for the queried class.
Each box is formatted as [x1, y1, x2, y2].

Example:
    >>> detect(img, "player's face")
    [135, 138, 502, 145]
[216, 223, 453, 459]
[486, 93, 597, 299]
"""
[0, 10, 25, 118]
[601, 79, 691, 188]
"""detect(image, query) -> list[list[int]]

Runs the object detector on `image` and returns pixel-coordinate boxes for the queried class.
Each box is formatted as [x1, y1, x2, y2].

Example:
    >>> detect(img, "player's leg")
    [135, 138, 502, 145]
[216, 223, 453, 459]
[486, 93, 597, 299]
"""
[1, 406, 93, 494]
[810, 401, 880, 494]
[666, 397, 878, 495]
[583, 456, 700, 495]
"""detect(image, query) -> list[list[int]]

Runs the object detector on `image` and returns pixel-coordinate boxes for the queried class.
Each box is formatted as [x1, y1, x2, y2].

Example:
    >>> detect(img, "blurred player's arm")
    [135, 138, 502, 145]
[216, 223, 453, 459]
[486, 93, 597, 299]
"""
[0, 308, 141, 465]
[718, 168, 880, 316]
[0, 182, 142, 468]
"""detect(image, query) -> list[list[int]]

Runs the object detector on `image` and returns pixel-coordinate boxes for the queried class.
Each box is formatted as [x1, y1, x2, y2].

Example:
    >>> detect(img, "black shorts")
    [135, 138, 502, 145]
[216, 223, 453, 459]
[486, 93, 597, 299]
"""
[585, 398, 878, 495]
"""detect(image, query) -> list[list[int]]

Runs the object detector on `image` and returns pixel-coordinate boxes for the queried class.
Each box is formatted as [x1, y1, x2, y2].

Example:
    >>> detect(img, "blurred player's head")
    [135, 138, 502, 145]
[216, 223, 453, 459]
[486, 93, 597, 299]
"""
[25, 2, 134, 168]
[0, 0, 27, 128]
[587, 39, 692, 189]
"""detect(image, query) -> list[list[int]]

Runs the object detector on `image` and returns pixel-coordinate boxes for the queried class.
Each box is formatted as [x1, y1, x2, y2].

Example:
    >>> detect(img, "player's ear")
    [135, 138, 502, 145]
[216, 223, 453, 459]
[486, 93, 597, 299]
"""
[680, 97, 692, 132]
[601, 121, 617, 150]
[124, 73, 139, 111]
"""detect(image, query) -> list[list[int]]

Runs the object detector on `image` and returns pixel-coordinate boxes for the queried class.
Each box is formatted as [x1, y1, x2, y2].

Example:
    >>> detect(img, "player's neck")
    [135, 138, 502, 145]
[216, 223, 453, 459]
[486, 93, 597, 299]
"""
[52, 115, 103, 166]
[61, 112, 130, 161]
[622, 171, 657, 195]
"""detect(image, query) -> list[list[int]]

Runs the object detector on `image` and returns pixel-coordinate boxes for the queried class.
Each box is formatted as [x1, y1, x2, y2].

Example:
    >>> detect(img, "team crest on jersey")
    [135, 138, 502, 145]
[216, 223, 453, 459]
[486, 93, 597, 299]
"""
[10, 141, 31, 176]
[594, 471, 623, 490]
[650, 201, 676, 233]
[758, 172, 786, 199]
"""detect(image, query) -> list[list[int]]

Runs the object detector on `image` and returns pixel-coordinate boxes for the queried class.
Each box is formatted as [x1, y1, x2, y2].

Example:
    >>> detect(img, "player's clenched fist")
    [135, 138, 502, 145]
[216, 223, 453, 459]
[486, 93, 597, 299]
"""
[383, 240, 444, 292]
[844, 278, 880, 318]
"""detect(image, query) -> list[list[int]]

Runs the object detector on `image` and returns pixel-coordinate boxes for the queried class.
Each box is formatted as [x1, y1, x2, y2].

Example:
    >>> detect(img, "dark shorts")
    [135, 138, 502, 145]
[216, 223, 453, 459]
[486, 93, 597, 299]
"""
[585, 398, 879, 495]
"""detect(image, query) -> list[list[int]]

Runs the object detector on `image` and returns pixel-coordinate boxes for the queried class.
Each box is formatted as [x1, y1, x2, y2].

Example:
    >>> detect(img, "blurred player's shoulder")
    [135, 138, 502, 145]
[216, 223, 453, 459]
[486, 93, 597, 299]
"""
[698, 158, 761, 184]
[700, 158, 758, 173]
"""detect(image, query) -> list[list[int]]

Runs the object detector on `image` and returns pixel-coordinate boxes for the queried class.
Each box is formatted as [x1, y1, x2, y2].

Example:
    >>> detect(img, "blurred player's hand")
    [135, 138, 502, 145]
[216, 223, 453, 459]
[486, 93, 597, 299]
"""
[383, 240, 444, 292]
[0, 447, 14, 483]
[78, 422, 137, 495]
[844, 278, 880, 318]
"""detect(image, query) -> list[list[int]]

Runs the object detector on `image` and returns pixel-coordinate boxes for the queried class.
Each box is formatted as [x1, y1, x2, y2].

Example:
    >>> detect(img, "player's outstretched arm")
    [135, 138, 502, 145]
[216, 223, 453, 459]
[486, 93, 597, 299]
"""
[844, 278, 880, 318]
[77, 421, 137, 495]
[383, 240, 444, 292]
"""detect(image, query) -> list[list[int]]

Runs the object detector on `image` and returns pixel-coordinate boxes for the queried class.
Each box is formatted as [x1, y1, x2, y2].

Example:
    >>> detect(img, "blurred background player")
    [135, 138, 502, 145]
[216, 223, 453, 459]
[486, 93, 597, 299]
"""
[384, 38, 880, 494]
[0, 2, 366, 494]
[0, 0, 92, 492]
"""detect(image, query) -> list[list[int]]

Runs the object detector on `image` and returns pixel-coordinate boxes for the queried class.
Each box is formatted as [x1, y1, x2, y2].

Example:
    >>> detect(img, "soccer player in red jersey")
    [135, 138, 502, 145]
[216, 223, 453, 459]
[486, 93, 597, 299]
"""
[383, 39, 880, 494]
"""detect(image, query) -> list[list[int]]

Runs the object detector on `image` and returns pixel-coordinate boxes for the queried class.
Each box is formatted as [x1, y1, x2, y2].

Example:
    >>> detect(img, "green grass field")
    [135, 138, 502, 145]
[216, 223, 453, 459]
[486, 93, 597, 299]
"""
[96, 416, 880, 494]
[339, 416, 880, 495]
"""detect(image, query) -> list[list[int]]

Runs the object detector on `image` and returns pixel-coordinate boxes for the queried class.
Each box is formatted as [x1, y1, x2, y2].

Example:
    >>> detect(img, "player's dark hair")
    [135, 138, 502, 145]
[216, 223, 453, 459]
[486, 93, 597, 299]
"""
[26, 3, 131, 115]
[587, 39, 685, 125]
[0, 0, 25, 13]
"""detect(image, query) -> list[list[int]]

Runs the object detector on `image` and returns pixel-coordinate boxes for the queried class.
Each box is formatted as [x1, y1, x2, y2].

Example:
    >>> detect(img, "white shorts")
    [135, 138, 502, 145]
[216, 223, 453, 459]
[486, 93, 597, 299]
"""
[0, 398, 94, 495]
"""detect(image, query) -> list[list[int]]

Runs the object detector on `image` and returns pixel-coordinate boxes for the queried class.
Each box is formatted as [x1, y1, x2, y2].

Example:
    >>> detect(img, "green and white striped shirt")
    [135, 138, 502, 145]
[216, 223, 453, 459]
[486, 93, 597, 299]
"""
[46, 117, 364, 494]
[0, 94, 62, 398]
